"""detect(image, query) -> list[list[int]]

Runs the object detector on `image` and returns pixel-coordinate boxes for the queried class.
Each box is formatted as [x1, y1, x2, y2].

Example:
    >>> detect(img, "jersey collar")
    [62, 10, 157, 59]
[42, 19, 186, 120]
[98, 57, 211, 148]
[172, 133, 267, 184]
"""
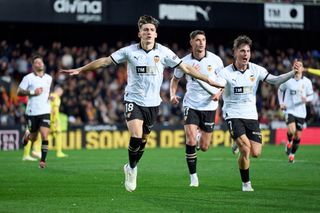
[33, 71, 45, 78]
[232, 62, 250, 74]
[191, 50, 207, 61]
[138, 43, 158, 53]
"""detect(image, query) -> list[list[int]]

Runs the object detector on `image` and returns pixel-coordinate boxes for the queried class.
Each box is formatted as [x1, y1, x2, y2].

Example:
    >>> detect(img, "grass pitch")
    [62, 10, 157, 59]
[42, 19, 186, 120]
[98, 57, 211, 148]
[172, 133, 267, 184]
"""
[0, 145, 320, 213]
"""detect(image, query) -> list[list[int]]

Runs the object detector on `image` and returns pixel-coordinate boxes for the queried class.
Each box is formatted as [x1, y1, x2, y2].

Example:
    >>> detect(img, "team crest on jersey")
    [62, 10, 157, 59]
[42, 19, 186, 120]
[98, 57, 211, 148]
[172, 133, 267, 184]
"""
[249, 75, 255, 82]
[153, 55, 160, 63]
[207, 65, 212, 72]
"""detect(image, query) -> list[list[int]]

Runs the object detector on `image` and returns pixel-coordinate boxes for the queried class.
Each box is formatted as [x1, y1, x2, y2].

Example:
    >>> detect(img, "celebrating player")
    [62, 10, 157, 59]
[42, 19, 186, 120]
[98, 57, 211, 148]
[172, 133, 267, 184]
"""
[218, 35, 304, 191]
[170, 30, 224, 187]
[60, 15, 224, 192]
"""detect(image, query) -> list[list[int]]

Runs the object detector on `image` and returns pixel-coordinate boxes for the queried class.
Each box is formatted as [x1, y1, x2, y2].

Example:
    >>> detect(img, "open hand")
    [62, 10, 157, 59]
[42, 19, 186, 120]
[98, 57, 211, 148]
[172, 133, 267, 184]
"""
[59, 68, 81, 75]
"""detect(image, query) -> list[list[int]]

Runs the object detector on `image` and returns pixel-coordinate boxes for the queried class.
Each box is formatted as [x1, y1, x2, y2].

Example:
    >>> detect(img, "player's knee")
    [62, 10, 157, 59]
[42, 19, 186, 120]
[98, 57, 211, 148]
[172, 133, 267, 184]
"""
[187, 140, 196, 146]
[240, 146, 250, 156]
[29, 133, 38, 142]
[200, 145, 209, 152]
[251, 150, 261, 158]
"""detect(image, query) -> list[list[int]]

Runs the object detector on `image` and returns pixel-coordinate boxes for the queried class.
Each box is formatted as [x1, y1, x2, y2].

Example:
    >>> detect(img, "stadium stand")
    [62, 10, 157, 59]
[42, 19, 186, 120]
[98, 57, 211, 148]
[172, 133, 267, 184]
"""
[0, 39, 319, 127]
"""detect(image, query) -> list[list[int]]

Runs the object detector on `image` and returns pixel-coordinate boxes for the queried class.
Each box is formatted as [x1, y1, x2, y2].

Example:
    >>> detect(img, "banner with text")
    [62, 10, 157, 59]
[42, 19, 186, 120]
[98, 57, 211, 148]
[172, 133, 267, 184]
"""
[1, 124, 319, 151]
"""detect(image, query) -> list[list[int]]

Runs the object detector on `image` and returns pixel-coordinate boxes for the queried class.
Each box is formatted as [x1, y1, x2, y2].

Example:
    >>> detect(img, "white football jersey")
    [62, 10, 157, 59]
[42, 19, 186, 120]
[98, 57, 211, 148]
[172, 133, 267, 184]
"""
[19, 72, 52, 116]
[111, 43, 182, 107]
[218, 62, 269, 120]
[278, 76, 313, 118]
[174, 51, 224, 110]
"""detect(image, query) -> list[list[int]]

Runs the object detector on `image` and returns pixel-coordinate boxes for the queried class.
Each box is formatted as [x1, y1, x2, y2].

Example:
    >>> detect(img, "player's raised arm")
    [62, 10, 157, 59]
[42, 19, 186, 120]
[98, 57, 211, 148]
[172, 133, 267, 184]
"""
[264, 60, 304, 85]
[306, 67, 320, 76]
[59, 56, 113, 75]
[178, 62, 225, 89]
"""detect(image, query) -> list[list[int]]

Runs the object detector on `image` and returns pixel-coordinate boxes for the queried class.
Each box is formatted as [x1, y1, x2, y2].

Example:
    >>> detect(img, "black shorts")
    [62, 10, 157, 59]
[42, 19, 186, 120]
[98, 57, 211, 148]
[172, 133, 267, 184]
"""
[124, 102, 159, 134]
[184, 107, 216, 133]
[26, 114, 51, 133]
[226, 118, 261, 143]
[286, 114, 305, 131]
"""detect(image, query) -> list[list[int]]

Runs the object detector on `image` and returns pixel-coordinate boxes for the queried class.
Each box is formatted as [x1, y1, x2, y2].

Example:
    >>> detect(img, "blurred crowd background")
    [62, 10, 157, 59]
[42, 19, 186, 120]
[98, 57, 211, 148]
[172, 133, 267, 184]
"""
[1, 38, 319, 128]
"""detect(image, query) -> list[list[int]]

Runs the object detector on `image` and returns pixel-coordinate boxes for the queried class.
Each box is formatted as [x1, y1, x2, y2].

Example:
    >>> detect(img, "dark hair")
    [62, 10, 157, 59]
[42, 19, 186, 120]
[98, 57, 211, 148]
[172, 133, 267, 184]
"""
[233, 35, 252, 50]
[189, 30, 205, 39]
[138, 15, 160, 29]
[31, 54, 43, 64]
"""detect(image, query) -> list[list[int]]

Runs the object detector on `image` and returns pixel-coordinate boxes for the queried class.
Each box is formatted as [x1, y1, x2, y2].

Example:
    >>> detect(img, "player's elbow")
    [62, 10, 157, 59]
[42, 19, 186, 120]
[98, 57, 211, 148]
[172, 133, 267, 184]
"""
[17, 88, 23, 96]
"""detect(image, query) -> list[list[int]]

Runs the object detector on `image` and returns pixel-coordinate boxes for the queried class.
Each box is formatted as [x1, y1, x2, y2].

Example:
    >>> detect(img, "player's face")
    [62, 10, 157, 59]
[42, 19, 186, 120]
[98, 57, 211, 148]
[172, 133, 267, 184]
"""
[138, 23, 157, 45]
[191, 34, 206, 53]
[234, 44, 251, 68]
[32, 58, 45, 72]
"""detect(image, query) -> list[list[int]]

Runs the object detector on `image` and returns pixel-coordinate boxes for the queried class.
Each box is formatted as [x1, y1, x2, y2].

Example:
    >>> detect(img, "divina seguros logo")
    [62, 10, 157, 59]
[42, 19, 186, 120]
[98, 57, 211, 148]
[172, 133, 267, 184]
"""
[53, 0, 102, 23]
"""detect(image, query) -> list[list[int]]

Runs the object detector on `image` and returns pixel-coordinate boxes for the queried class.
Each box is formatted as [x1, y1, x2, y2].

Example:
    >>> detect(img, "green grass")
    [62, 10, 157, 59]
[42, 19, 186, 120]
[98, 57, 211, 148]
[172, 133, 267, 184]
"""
[0, 145, 320, 213]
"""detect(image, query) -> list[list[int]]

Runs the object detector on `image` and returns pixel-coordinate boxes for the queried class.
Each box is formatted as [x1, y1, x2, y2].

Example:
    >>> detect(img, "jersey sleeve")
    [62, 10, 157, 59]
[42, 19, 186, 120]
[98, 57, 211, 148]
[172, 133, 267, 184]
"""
[163, 47, 182, 68]
[215, 57, 224, 74]
[110, 46, 128, 65]
[18, 75, 30, 90]
[306, 79, 314, 102]
[217, 68, 227, 80]
[278, 82, 287, 92]
[173, 67, 184, 79]
[258, 66, 269, 81]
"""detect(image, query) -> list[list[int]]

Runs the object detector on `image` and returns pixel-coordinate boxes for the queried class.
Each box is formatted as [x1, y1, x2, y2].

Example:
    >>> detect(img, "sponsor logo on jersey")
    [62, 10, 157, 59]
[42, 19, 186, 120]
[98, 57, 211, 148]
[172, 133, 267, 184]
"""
[290, 90, 297, 95]
[136, 66, 147, 73]
[234, 87, 244, 94]
[136, 66, 158, 75]
[234, 86, 253, 94]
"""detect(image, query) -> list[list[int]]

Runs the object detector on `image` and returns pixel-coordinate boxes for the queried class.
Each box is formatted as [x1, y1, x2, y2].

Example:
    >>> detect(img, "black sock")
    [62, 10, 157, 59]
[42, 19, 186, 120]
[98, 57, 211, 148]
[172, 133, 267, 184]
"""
[287, 132, 293, 143]
[128, 137, 142, 169]
[240, 168, 250, 183]
[186, 144, 197, 174]
[41, 140, 48, 162]
[136, 139, 147, 164]
[291, 138, 300, 154]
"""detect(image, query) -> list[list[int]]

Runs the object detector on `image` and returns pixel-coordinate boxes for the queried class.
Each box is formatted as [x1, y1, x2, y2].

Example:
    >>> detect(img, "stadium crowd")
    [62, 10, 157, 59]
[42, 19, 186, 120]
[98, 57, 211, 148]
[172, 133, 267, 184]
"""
[0, 39, 320, 127]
